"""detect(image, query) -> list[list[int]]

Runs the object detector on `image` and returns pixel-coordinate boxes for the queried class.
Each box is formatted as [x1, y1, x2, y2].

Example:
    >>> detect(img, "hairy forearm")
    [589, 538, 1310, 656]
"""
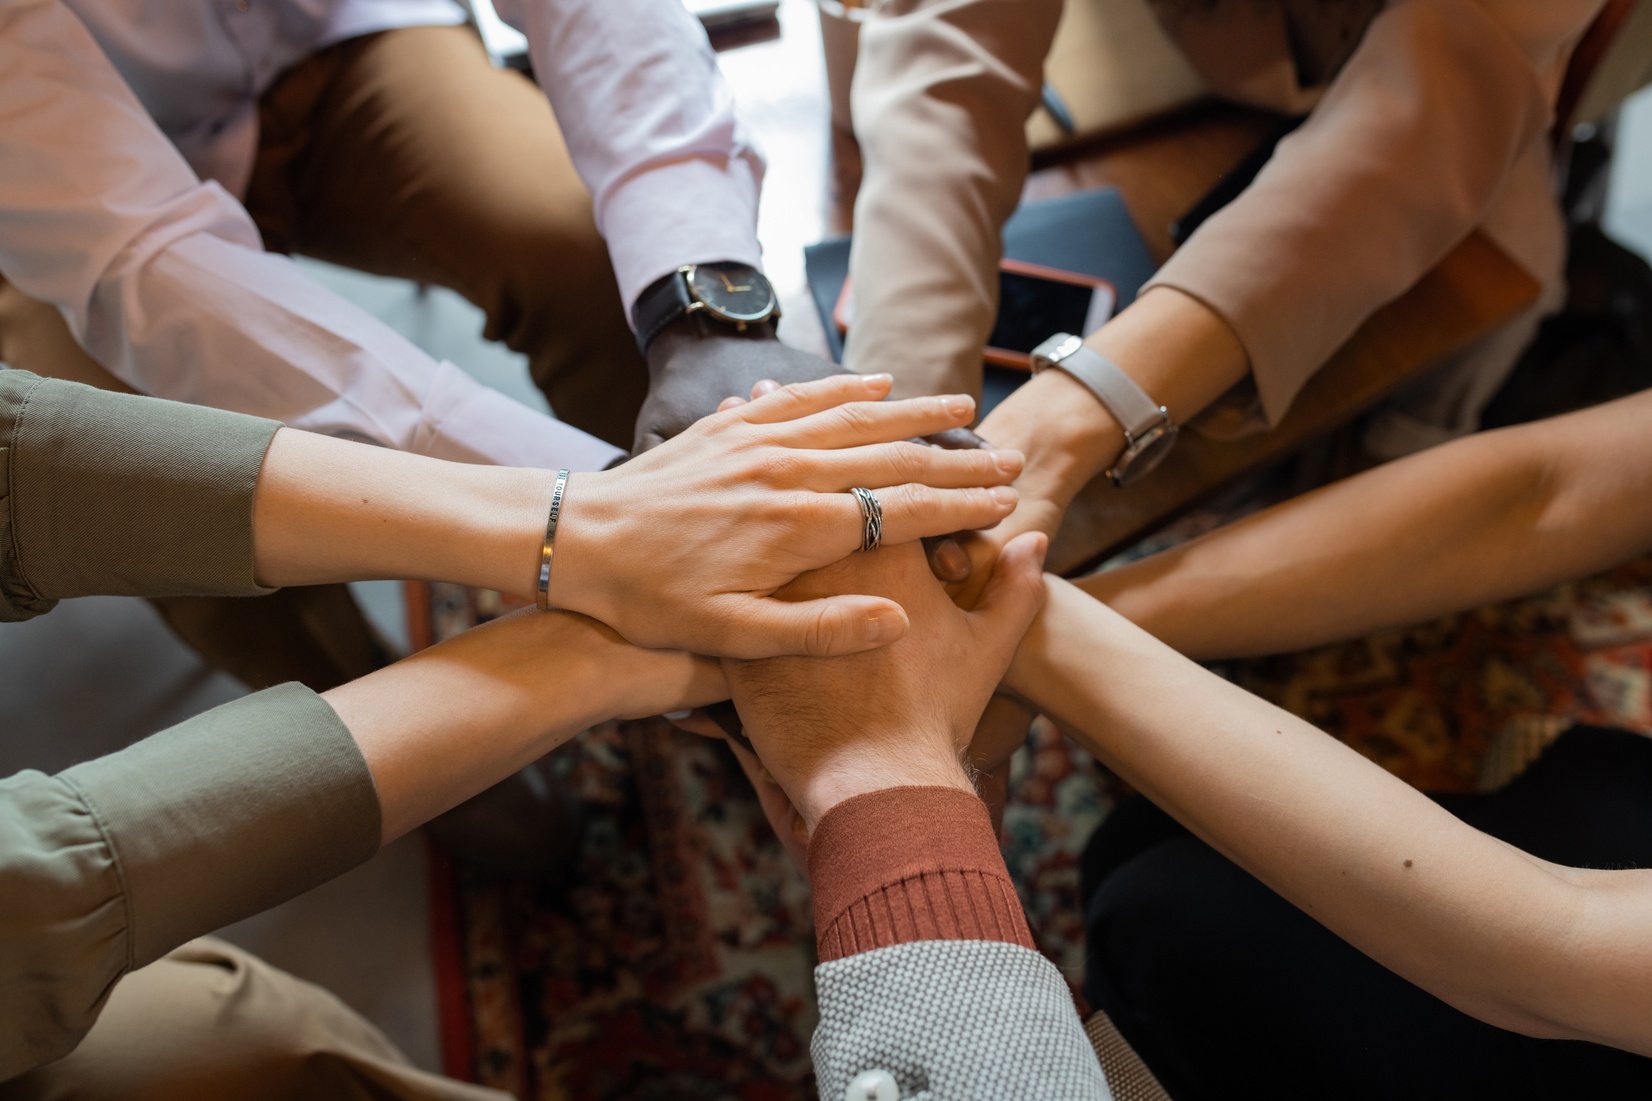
[1010, 579, 1647, 1048]
[252, 428, 551, 599]
[1084, 390, 1652, 659]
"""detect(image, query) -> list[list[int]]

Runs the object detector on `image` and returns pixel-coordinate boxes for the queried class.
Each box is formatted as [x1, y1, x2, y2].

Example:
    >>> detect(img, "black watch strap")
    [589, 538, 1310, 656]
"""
[631, 267, 695, 354]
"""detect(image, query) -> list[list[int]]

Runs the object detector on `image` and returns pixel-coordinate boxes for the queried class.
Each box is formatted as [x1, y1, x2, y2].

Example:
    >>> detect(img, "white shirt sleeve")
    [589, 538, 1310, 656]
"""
[491, 0, 767, 311]
[0, 0, 622, 472]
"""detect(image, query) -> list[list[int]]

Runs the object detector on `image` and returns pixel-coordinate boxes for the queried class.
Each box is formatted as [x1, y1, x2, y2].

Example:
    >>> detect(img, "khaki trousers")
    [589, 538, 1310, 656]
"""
[0, 24, 646, 691]
[0, 939, 508, 1101]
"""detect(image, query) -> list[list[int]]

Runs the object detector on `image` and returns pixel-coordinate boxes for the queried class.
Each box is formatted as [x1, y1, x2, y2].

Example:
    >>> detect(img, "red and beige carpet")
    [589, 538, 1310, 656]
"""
[412, 552, 1652, 1099]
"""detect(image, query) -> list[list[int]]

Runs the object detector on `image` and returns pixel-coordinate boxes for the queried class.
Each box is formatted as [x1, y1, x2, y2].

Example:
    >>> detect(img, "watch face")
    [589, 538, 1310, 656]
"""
[1109, 422, 1178, 488]
[687, 263, 776, 323]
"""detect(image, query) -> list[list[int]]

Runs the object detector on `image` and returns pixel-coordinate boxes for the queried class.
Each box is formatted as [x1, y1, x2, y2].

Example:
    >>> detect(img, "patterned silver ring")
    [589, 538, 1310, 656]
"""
[850, 487, 883, 552]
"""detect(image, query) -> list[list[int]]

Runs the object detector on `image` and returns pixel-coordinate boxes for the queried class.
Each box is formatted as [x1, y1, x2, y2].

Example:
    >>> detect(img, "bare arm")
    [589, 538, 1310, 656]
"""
[326, 608, 723, 843]
[1009, 577, 1652, 1055]
[1082, 389, 1652, 659]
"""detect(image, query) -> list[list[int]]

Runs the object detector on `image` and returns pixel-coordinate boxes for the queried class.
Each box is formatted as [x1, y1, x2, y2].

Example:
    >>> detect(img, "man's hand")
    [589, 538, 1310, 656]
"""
[635, 328, 845, 453]
[725, 532, 1048, 831]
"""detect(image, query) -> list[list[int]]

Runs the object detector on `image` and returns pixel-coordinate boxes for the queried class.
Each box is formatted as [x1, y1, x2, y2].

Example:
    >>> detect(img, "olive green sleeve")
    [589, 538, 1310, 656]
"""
[0, 370, 281, 621]
[0, 684, 381, 1080]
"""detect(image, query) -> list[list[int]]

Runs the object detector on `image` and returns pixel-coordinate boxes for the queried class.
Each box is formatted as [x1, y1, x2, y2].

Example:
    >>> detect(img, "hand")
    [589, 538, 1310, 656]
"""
[553, 374, 1025, 658]
[724, 532, 1049, 830]
[454, 607, 729, 728]
[636, 328, 847, 453]
[717, 379, 994, 586]
[940, 385, 1085, 604]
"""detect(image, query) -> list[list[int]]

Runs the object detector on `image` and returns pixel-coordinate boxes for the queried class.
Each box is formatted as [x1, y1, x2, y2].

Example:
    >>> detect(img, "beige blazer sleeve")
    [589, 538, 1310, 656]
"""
[842, 0, 1064, 400]
[0, 369, 279, 621]
[1146, 0, 1601, 427]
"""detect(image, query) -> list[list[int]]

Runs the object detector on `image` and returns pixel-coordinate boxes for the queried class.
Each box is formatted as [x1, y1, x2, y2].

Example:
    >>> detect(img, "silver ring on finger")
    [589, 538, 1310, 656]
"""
[850, 486, 883, 552]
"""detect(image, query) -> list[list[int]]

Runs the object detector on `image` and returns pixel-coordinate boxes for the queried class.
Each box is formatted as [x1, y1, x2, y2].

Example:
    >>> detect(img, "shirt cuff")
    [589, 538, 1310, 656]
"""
[808, 786, 1035, 963]
[8, 376, 279, 604]
[600, 155, 764, 316]
[59, 684, 381, 969]
[409, 360, 624, 472]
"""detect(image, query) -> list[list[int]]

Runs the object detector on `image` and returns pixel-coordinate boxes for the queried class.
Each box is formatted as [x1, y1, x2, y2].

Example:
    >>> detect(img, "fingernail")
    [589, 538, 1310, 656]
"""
[663, 709, 692, 720]
[937, 541, 969, 580]
[865, 610, 900, 644]
[754, 379, 781, 396]
[991, 485, 1019, 506]
[863, 373, 893, 387]
[992, 448, 1024, 474]
[944, 396, 974, 419]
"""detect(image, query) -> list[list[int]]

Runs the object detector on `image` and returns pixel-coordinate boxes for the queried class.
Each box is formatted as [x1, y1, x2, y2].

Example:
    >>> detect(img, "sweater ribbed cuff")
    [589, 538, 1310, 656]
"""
[807, 785, 1035, 963]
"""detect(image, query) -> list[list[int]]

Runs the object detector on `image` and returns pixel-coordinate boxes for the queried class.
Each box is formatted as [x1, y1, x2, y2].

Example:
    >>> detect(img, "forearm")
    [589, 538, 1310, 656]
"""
[326, 609, 723, 843]
[0, 2, 618, 473]
[978, 286, 1247, 512]
[1011, 579, 1631, 1046]
[1142, 0, 1553, 422]
[1082, 390, 1652, 659]
[252, 427, 553, 599]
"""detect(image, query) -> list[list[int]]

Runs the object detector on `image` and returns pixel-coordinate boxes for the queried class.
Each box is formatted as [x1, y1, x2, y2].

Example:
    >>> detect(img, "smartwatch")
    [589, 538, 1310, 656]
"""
[1030, 333, 1178, 487]
[631, 261, 781, 354]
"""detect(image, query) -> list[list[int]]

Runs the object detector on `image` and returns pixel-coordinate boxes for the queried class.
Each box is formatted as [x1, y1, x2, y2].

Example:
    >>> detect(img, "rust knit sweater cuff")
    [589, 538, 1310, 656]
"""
[807, 785, 1036, 963]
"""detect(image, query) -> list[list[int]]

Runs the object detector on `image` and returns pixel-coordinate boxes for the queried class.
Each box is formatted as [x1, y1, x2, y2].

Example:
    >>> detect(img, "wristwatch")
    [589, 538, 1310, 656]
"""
[631, 260, 781, 353]
[1030, 333, 1178, 487]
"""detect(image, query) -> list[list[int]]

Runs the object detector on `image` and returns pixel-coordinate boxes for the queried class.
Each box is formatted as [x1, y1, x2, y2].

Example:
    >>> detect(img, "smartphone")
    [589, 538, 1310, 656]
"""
[834, 259, 1116, 371]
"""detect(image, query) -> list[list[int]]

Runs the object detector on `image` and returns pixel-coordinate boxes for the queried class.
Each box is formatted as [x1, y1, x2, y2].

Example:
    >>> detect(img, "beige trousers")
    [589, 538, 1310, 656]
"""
[0, 24, 645, 691]
[0, 939, 507, 1101]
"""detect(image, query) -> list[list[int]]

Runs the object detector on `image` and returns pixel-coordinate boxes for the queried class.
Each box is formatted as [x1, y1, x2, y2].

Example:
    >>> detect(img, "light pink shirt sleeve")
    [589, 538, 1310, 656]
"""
[492, 0, 767, 312]
[0, 0, 622, 472]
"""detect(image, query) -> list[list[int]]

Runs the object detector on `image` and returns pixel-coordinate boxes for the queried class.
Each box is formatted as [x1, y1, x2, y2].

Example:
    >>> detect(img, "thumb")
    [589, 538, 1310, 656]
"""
[732, 594, 910, 658]
[969, 531, 1049, 646]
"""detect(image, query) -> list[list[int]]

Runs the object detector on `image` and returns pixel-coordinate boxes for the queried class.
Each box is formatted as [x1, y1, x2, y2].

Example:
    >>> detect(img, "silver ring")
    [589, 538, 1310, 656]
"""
[850, 487, 883, 552]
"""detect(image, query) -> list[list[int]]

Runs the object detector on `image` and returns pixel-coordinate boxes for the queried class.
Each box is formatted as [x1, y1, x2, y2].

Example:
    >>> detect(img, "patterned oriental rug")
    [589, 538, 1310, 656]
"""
[412, 552, 1652, 1100]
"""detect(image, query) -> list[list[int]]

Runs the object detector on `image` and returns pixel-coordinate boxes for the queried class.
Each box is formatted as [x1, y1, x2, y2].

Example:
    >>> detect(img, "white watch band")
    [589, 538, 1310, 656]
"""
[1030, 334, 1161, 441]
[1030, 333, 1177, 486]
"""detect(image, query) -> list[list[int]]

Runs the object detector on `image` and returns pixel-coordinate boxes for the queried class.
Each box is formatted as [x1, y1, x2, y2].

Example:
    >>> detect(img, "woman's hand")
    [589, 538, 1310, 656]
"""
[550, 374, 1026, 658]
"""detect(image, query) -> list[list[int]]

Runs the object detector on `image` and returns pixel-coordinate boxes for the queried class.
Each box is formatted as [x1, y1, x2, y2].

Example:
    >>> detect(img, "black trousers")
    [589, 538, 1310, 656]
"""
[1081, 725, 1652, 1100]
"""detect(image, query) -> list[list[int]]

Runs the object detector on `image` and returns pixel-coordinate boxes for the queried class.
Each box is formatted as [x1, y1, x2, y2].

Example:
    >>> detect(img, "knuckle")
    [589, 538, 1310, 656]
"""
[830, 401, 877, 435]
[886, 441, 931, 484]
[803, 607, 841, 656]
[752, 449, 806, 487]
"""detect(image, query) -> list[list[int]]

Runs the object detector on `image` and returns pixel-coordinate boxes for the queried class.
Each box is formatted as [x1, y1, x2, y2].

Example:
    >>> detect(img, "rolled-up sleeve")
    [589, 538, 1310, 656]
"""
[0, 684, 380, 1080]
[0, 371, 279, 621]
[1145, 0, 1570, 426]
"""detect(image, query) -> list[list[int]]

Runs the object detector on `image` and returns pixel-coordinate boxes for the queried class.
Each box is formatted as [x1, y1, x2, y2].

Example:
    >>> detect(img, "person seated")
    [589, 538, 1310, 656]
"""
[0, 371, 1020, 1097]
[1002, 385, 1652, 1097]
[0, 0, 849, 689]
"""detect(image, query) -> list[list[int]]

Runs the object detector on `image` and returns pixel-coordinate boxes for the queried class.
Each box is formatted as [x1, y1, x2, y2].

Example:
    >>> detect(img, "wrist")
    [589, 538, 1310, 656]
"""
[796, 743, 975, 832]
[531, 468, 619, 620]
[981, 369, 1123, 508]
[645, 318, 780, 373]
